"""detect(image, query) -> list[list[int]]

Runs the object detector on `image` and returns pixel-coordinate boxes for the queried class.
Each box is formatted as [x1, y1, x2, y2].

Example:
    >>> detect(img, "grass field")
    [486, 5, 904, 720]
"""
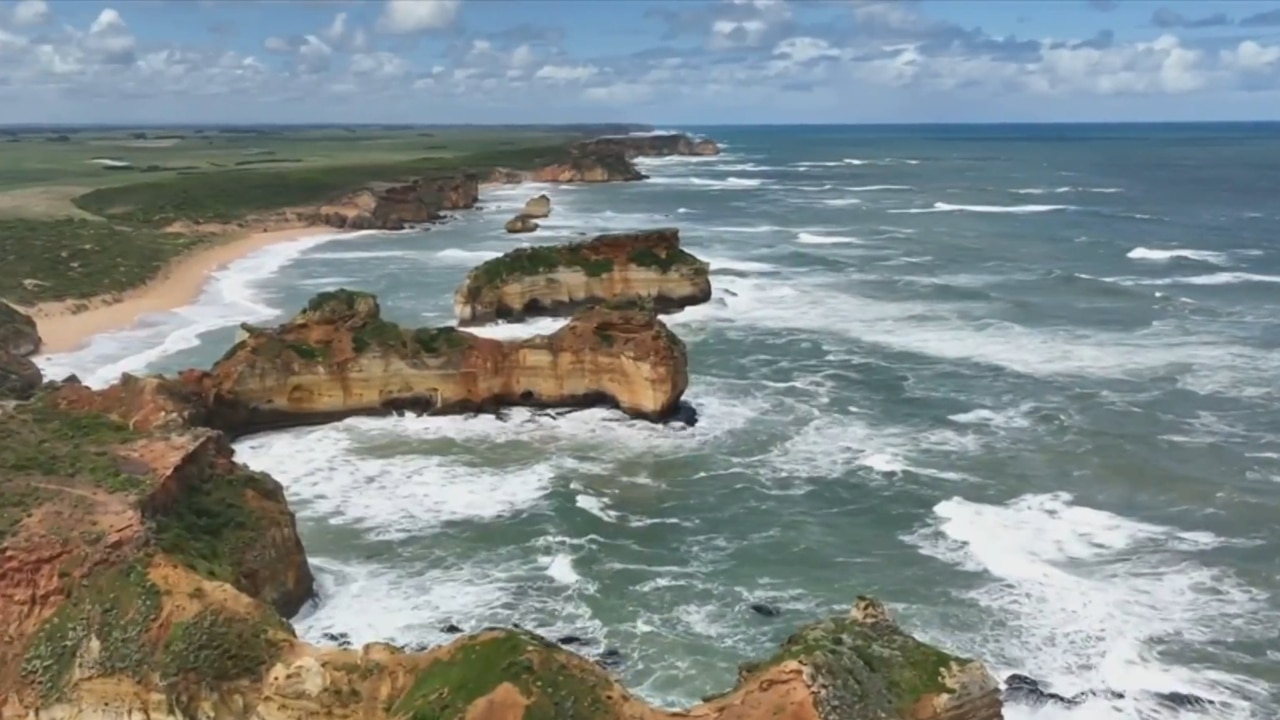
[0, 124, 622, 304]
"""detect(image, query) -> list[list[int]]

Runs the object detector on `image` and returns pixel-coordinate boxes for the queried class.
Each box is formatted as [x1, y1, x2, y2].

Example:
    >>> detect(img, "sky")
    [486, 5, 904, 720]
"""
[0, 0, 1278, 124]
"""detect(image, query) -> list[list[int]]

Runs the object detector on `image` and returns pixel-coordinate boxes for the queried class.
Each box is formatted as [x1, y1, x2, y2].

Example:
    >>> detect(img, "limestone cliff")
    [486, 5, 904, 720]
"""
[491, 148, 647, 184]
[454, 228, 712, 326]
[0, 303, 42, 401]
[0, 392, 1003, 720]
[182, 289, 690, 431]
[318, 175, 480, 231]
[574, 133, 722, 159]
[521, 194, 552, 219]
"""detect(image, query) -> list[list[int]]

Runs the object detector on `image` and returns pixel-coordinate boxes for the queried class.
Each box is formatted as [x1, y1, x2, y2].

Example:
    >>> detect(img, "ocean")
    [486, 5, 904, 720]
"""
[36, 124, 1280, 719]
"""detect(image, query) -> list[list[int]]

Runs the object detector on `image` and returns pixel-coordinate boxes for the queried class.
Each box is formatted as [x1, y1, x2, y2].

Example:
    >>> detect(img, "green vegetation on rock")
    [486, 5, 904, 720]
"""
[20, 559, 162, 702]
[472, 244, 615, 287]
[304, 288, 369, 315]
[393, 631, 615, 720]
[412, 326, 468, 354]
[0, 218, 203, 304]
[159, 608, 280, 686]
[0, 401, 150, 497]
[628, 245, 702, 273]
[150, 465, 279, 587]
[747, 611, 965, 717]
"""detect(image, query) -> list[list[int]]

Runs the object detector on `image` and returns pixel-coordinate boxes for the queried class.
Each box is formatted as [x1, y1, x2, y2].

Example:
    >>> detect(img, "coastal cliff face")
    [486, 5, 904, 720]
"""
[574, 133, 721, 158]
[496, 149, 648, 184]
[0, 396, 1003, 720]
[0, 303, 42, 400]
[318, 175, 480, 231]
[184, 289, 690, 430]
[0, 285, 1005, 720]
[454, 229, 712, 325]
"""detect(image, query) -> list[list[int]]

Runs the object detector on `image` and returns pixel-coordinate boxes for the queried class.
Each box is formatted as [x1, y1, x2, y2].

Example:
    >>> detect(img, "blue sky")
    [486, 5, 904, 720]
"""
[1, 0, 1279, 124]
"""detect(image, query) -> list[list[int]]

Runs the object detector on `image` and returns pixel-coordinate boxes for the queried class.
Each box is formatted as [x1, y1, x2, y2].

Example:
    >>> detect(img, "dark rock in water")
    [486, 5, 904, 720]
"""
[60, 373, 82, 385]
[723, 288, 739, 297]
[405, 640, 432, 652]
[1002, 673, 1222, 712]
[439, 622, 464, 634]
[667, 401, 699, 427]
[595, 646, 624, 669]
[748, 602, 781, 618]
[555, 634, 590, 646]
[319, 631, 353, 648]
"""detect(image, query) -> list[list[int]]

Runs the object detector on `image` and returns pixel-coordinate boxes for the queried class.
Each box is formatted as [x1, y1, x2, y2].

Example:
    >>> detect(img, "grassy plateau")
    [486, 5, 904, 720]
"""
[0, 124, 630, 305]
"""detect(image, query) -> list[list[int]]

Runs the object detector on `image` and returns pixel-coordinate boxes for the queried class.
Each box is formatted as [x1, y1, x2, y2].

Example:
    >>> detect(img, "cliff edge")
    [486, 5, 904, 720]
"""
[574, 133, 721, 158]
[454, 229, 712, 325]
[0, 303, 42, 401]
[0, 392, 1002, 720]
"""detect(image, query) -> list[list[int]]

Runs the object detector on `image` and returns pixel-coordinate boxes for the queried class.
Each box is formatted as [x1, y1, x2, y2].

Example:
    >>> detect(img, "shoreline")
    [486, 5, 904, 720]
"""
[26, 225, 344, 355]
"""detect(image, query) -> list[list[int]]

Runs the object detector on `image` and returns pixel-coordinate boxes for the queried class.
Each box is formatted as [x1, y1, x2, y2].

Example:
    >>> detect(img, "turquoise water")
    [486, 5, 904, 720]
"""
[38, 124, 1280, 719]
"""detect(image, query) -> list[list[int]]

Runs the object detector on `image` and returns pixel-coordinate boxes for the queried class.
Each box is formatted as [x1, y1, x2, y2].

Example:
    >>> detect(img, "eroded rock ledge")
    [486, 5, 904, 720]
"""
[454, 228, 712, 326]
[159, 289, 687, 432]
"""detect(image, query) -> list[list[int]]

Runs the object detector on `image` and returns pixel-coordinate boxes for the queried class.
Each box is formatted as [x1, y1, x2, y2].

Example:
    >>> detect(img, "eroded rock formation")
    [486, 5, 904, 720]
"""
[505, 215, 539, 233]
[0, 390, 1004, 720]
[176, 289, 691, 430]
[318, 175, 480, 231]
[518, 149, 647, 183]
[521, 194, 552, 218]
[574, 133, 722, 158]
[0, 302, 42, 400]
[454, 228, 712, 326]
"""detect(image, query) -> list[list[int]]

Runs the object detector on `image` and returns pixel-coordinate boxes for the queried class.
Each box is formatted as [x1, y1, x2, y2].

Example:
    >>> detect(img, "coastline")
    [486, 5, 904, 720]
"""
[25, 225, 342, 354]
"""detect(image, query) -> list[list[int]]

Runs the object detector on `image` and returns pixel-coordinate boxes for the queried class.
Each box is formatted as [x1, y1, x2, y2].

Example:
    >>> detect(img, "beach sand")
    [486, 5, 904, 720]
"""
[27, 226, 339, 354]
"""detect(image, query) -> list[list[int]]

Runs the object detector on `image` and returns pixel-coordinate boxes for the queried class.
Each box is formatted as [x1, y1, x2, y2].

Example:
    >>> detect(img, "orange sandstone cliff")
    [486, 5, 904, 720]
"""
[0, 283, 1006, 720]
[454, 229, 712, 326]
[0, 387, 1004, 720]
[184, 289, 691, 431]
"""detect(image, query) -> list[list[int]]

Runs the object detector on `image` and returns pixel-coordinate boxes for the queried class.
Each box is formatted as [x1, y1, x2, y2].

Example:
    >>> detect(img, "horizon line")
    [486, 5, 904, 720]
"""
[4, 120, 1280, 129]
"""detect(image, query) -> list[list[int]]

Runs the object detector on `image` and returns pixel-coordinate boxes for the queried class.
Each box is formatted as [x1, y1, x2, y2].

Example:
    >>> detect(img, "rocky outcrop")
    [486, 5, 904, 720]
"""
[574, 133, 721, 159]
[0, 302, 40, 357]
[516, 149, 647, 183]
[318, 175, 480, 230]
[0, 302, 42, 400]
[521, 194, 552, 218]
[174, 290, 690, 431]
[0, 394, 1003, 720]
[504, 215, 539, 233]
[454, 228, 712, 326]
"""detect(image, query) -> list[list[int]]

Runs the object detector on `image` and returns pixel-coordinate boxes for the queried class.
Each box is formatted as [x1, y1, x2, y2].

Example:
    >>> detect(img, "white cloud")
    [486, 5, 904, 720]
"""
[81, 7, 136, 64]
[534, 64, 599, 82]
[11, 0, 50, 27]
[377, 0, 460, 35]
[709, 0, 792, 50]
[0, 0, 1277, 123]
[349, 51, 407, 78]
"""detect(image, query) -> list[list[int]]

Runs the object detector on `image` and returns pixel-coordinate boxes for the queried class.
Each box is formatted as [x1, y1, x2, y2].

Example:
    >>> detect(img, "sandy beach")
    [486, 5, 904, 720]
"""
[27, 225, 340, 354]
